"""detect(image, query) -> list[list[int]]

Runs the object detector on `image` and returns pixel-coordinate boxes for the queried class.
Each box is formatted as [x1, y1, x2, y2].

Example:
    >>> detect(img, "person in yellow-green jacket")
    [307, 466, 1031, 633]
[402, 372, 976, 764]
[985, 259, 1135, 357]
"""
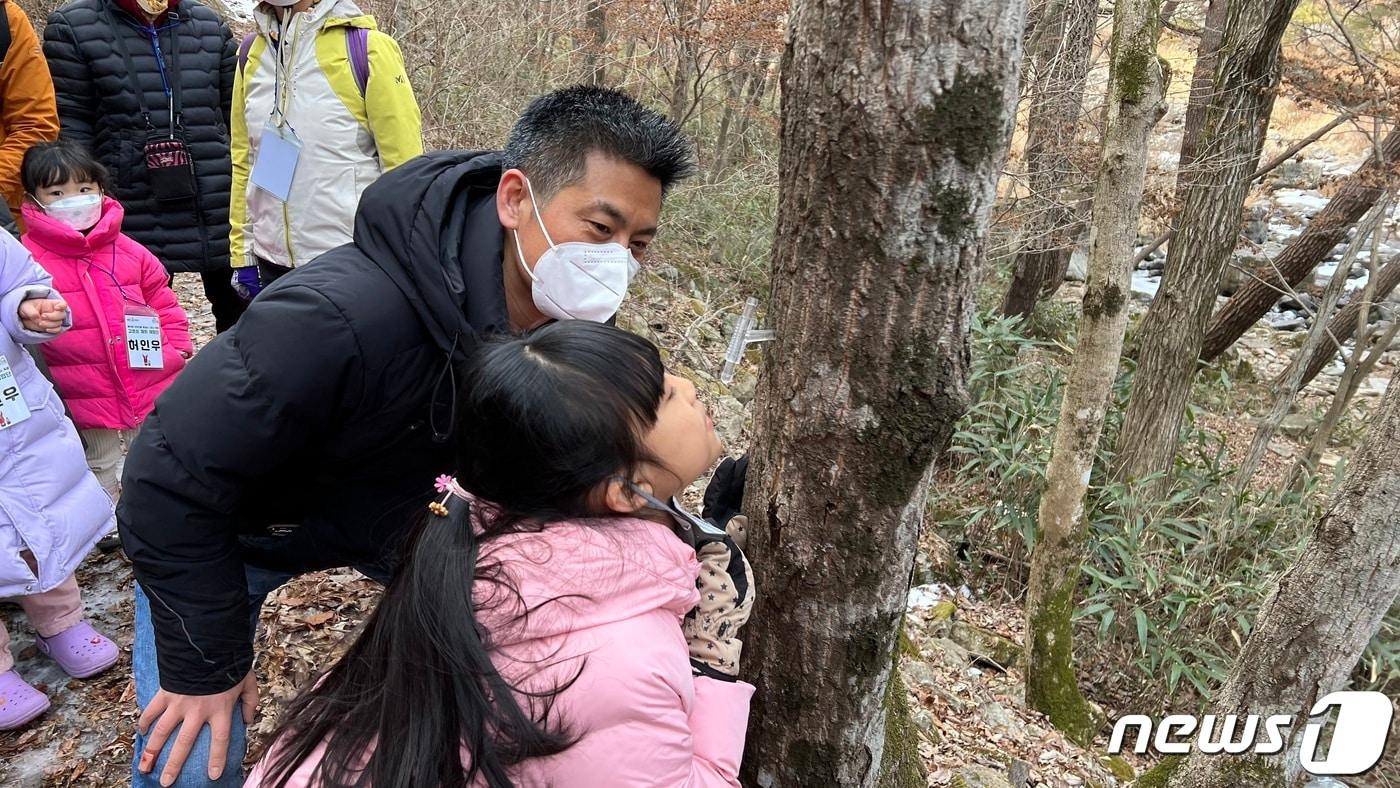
[229, 0, 421, 299]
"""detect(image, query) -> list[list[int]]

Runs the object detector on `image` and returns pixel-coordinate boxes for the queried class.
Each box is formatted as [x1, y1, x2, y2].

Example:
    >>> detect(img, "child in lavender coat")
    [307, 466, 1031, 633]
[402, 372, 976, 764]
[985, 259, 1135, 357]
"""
[0, 228, 118, 730]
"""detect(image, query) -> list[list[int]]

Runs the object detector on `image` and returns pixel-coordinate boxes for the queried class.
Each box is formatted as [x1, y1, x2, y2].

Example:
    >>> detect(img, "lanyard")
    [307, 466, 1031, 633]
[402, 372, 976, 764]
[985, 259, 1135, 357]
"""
[268, 14, 306, 130]
[104, 6, 184, 135]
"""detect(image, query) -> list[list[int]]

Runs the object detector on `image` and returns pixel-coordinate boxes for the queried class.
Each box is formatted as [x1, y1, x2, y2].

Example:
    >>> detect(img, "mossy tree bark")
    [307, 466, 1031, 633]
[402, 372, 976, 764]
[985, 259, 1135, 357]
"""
[1112, 0, 1300, 485]
[1168, 375, 1400, 788]
[1000, 0, 1097, 321]
[1024, 0, 1166, 748]
[737, 0, 1026, 785]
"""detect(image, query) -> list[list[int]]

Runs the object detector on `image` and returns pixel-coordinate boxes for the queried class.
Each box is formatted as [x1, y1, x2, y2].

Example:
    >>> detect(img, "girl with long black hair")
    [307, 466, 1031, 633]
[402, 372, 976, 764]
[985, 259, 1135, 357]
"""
[245, 320, 755, 787]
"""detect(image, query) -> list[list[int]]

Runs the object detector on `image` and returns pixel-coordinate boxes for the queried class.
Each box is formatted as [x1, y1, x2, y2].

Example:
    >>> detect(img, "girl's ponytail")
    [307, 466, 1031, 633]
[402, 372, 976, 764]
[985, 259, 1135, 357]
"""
[262, 497, 572, 788]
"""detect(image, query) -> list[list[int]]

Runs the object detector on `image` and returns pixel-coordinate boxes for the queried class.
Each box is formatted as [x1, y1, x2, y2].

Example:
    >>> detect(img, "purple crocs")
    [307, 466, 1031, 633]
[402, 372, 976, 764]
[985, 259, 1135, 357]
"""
[0, 669, 50, 730]
[36, 621, 119, 679]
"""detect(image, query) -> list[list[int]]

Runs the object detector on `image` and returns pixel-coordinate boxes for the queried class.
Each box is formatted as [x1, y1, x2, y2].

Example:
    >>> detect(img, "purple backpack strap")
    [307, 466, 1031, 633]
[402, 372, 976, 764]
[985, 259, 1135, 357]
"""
[237, 32, 256, 77]
[347, 27, 370, 98]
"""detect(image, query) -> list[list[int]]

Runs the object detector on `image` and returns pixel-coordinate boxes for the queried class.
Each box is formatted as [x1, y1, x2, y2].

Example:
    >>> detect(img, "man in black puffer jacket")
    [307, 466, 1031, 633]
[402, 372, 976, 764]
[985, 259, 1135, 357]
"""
[42, 0, 244, 331]
[118, 86, 695, 787]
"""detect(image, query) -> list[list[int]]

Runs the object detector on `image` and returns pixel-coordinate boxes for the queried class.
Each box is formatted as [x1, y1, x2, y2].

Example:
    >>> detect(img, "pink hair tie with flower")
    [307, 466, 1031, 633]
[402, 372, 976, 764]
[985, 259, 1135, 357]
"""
[429, 474, 473, 516]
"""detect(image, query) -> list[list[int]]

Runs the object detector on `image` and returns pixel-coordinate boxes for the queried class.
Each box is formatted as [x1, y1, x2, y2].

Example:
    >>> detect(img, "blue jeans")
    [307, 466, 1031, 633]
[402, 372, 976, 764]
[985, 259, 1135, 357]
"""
[130, 566, 295, 787]
[131, 562, 393, 786]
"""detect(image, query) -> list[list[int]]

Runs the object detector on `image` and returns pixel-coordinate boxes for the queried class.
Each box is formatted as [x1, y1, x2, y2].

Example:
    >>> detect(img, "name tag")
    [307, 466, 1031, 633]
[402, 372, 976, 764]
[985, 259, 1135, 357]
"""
[125, 309, 164, 370]
[0, 354, 31, 429]
[251, 125, 302, 202]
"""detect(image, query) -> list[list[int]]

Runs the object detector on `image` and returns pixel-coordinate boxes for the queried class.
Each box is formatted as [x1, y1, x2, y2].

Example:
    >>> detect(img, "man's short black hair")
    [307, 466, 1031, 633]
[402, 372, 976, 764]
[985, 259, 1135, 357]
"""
[503, 85, 696, 201]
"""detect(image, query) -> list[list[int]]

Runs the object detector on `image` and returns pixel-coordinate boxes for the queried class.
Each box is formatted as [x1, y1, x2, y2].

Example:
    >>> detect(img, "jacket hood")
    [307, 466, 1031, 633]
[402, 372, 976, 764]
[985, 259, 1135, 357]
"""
[253, 0, 370, 36]
[353, 150, 509, 361]
[476, 517, 701, 648]
[22, 196, 126, 258]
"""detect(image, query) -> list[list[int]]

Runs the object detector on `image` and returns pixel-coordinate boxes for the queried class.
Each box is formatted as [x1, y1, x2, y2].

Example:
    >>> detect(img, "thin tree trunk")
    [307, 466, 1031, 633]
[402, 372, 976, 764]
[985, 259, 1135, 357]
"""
[1199, 127, 1400, 361]
[584, 0, 607, 86]
[668, 0, 697, 122]
[1232, 200, 1384, 493]
[1174, 0, 1230, 204]
[738, 0, 1026, 784]
[1290, 212, 1399, 489]
[1113, 0, 1300, 485]
[1165, 375, 1400, 788]
[709, 49, 753, 184]
[1291, 318, 1400, 490]
[1000, 0, 1097, 321]
[1025, 0, 1166, 747]
[1292, 252, 1400, 389]
[735, 61, 772, 160]
[1132, 109, 1357, 265]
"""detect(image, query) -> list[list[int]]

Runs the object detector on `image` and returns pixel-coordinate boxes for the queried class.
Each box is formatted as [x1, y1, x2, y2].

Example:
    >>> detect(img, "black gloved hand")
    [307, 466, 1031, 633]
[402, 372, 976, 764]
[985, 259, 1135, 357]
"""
[702, 456, 748, 528]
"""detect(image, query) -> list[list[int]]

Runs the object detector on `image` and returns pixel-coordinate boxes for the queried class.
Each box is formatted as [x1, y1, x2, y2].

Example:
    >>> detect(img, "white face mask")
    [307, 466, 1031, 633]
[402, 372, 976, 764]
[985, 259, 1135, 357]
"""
[511, 178, 638, 323]
[42, 193, 103, 232]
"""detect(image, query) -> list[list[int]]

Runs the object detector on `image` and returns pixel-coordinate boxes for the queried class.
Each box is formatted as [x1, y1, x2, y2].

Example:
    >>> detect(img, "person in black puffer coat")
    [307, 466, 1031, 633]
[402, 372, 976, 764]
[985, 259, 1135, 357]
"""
[42, 0, 245, 332]
[119, 85, 696, 788]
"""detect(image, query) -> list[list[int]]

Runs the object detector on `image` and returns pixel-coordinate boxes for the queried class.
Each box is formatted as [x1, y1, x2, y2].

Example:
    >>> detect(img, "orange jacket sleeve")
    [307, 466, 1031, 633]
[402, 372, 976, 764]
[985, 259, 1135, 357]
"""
[0, 1, 60, 212]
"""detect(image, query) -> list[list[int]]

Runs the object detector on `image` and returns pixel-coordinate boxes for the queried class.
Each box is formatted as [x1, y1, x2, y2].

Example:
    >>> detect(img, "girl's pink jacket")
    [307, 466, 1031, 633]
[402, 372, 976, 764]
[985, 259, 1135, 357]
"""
[246, 517, 754, 787]
[21, 197, 194, 430]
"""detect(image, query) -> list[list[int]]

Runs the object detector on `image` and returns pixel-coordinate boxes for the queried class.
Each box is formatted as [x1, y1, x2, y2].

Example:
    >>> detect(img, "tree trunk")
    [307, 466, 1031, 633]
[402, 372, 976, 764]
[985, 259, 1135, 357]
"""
[1291, 318, 1400, 489]
[738, 0, 1026, 784]
[735, 61, 772, 160]
[1174, 0, 1229, 203]
[1025, 0, 1166, 747]
[1232, 200, 1380, 493]
[709, 48, 755, 184]
[1112, 0, 1299, 485]
[1167, 374, 1400, 788]
[667, 0, 698, 123]
[584, 0, 607, 86]
[1292, 252, 1400, 389]
[1132, 109, 1358, 267]
[1000, 0, 1097, 321]
[1199, 127, 1400, 362]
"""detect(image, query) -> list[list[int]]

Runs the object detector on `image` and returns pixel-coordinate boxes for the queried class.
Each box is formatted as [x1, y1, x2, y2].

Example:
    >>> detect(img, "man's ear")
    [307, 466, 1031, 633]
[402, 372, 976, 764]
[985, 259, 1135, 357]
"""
[603, 477, 650, 515]
[496, 168, 529, 232]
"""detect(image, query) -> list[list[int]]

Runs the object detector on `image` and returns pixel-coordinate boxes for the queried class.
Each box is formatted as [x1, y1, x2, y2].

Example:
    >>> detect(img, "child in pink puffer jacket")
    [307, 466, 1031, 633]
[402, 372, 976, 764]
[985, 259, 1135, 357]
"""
[247, 322, 753, 787]
[19, 141, 194, 502]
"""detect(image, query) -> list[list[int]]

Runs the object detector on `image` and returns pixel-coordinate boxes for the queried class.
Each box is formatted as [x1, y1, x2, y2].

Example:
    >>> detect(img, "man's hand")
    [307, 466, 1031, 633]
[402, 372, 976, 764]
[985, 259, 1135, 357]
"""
[18, 298, 67, 334]
[137, 671, 258, 785]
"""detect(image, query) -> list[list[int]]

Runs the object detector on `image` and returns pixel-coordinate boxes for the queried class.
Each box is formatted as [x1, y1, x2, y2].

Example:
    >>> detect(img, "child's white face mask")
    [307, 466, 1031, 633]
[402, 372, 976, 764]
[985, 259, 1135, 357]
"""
[42, 194, 102, 232]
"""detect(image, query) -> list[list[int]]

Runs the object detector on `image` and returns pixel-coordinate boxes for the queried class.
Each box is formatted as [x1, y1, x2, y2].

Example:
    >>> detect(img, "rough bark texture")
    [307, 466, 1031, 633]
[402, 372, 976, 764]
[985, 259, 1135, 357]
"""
[1199, 127, 1400, 362]
[1174, 0, 1229, 202]
[1000, 0, 1097, 320]
[1168, 375, 1400, 788]
[1293, 252, 1400, 388]
[738, 0, 1025, 785]
[1025, 0, 1166, 747]
[1112, 0, 1299, 484]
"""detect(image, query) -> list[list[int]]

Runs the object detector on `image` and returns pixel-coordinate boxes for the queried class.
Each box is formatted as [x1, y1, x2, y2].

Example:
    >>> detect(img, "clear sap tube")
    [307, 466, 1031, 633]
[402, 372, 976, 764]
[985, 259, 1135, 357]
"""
[720, 298, 774, 384]
[720, 298, 758, 384]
